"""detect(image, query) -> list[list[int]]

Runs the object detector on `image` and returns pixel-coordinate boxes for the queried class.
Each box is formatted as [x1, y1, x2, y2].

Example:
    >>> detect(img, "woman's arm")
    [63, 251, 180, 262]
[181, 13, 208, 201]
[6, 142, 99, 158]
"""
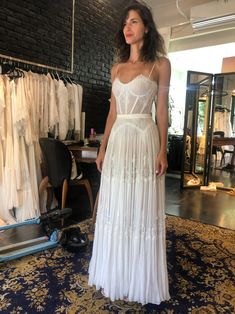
[155, 57, 171, 176]
[96, 64, 118, 172]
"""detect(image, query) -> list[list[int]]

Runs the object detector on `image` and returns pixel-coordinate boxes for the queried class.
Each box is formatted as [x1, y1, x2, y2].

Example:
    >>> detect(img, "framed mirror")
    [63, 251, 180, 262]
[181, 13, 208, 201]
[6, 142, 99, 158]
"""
[209, 72, 235, 189]
[181, 71, 214, 188]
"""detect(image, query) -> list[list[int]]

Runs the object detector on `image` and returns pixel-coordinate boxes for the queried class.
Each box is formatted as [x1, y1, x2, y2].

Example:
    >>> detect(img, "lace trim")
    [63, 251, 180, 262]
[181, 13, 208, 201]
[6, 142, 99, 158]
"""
[102, 154, 159, 180]
[95, 218, 166, 238]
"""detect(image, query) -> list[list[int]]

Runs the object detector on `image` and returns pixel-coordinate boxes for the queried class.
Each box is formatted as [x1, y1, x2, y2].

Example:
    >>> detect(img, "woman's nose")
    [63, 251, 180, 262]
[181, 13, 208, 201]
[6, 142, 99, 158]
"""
[125, 22, 131, 30]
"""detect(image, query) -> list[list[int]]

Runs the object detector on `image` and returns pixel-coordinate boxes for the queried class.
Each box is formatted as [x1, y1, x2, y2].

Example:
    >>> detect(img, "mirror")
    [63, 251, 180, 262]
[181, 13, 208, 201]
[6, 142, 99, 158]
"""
[209, 72, 235, 188]
[181, 71, 213, 188]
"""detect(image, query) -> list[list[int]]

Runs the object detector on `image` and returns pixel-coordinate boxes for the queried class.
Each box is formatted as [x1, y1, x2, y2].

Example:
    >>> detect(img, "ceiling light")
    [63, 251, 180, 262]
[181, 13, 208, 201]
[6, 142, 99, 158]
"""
[192, 13, 235, 30]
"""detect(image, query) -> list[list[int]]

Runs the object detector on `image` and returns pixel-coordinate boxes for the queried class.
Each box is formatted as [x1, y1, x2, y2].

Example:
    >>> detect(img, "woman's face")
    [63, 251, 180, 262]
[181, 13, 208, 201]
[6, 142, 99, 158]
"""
[123, 10, 147, 45]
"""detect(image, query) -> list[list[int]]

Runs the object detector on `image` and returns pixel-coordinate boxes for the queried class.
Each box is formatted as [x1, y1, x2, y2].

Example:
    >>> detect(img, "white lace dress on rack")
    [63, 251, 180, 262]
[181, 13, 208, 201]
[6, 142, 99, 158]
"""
[88, 74, 170, 305]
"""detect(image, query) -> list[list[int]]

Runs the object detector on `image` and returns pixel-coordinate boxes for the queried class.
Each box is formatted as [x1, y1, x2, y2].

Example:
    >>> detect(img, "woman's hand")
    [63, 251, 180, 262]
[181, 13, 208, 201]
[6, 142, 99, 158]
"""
[96, 148, 105, 172]
[155, 151, 168, 177]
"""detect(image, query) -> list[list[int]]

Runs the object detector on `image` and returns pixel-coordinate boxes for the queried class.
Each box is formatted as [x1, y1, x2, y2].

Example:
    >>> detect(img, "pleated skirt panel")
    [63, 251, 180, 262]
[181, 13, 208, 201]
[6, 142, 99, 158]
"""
[88, 115, 170, 305]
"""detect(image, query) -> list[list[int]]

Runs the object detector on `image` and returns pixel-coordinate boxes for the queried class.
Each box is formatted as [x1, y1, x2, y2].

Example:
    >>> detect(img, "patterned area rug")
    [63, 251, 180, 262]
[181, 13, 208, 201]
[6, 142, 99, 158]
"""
[0, 216, 234, 314]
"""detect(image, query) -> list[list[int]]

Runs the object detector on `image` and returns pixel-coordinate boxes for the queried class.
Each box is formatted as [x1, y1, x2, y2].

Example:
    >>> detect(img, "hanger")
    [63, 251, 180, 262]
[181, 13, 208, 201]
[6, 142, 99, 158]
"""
[55, 71, 60, 81]
[3, 64, 24, 80]
[66, 75, 73, 84]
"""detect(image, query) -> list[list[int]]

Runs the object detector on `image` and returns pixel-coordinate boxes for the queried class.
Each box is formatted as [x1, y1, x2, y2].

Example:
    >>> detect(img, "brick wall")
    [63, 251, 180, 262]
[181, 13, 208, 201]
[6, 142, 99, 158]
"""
[0, 0, 72, 70]
[0, 0, 130, 136]
[75, 0, 118, 135]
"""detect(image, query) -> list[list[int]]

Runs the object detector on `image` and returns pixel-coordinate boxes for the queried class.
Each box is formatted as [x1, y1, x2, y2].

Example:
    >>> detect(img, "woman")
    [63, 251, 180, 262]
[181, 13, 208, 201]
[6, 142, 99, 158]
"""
[88, 2, 171, 305]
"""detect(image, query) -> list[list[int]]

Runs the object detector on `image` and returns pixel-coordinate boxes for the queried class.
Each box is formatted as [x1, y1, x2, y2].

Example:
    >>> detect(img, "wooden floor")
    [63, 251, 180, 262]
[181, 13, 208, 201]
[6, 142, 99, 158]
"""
[1, 174, 235, 252]
[165, 176, 235, 230]
[210, 166, 235, 188]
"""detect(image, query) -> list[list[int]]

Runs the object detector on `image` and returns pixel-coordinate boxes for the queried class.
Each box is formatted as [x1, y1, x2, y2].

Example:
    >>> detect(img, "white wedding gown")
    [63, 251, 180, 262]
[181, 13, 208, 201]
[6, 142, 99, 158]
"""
[88, 73, 170, 305]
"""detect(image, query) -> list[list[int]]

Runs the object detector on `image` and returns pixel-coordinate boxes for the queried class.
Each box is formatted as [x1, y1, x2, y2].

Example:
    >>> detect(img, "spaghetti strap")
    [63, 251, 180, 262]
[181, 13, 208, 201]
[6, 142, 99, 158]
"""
[148, 62, 156, 78]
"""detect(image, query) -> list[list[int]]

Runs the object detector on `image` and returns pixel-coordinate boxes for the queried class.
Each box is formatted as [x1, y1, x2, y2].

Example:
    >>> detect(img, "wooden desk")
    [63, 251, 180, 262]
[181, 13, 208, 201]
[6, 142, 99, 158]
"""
[68, 145, 98, 163]
[213, 137, 235, 165]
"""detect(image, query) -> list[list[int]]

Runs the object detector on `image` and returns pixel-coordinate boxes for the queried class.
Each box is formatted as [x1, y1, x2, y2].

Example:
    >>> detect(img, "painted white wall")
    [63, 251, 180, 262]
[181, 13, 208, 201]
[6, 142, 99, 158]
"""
[168, 42, 235, 134]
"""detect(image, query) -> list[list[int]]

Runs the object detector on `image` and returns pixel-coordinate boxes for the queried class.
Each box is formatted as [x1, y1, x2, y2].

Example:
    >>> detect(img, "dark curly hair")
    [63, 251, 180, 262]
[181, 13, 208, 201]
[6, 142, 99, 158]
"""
[114, 2, 166, 63]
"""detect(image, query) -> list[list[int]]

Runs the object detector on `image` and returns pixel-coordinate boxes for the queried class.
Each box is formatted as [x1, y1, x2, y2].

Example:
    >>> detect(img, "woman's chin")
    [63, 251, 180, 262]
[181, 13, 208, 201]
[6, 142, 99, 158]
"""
[125, 39, 132, 45]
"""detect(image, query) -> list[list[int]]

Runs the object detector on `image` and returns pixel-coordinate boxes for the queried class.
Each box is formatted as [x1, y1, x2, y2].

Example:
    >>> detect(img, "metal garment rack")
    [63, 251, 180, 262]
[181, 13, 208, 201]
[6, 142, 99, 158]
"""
[0, 53, 73, 74]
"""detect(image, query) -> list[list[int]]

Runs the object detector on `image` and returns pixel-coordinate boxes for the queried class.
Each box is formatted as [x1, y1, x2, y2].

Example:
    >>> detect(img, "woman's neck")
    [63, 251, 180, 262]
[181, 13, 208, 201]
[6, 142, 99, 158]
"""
[128, 44, 142, 64]
[128, 59, 142, 64]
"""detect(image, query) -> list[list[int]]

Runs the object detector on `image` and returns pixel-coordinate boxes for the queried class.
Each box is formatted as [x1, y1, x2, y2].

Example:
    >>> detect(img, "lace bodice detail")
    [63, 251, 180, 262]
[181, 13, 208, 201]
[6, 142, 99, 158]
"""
[112, 74, 158, 114]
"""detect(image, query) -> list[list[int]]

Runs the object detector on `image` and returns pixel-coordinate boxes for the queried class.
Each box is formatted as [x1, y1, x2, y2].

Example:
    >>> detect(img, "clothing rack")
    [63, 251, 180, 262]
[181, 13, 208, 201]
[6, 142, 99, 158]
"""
[0, 58, 77, 84]
[0, 52, 74, 75]
[0, 57, 83, 216]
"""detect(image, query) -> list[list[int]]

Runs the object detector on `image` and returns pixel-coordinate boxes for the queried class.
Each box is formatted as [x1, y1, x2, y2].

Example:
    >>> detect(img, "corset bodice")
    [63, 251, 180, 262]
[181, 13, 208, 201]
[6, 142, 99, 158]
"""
[112, 74, 158, 114]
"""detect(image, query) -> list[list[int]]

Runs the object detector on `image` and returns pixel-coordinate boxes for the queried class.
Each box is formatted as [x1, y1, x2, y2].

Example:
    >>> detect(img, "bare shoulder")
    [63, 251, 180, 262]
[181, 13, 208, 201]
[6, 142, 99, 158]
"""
[111, 63, 120, 81]
[151, 57, 170, 82]
[111, 63, 119, 73]
[150, 57, 171, 87]
[158, 56, 171, 71]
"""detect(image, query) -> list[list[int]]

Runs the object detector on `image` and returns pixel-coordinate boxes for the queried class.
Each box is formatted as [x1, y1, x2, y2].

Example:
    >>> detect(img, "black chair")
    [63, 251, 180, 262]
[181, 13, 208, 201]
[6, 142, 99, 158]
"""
[39, 138, 94, 224]
[212, 131, 224, 167]
[220, 144, 234, 167]
[212, 131, 234, 166]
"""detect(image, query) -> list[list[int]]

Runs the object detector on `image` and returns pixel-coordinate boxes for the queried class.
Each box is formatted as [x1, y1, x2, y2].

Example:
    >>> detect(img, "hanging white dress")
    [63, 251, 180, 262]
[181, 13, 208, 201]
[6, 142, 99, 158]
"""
[214, 111, 233, 152]
[13, 78, 39, 221]
[47, 74, 59, 133]
[0, 76, 5, 139]
[74, 84, 82, 132]
[0, 76, 5, 182]
[66, 83, 75, 131]
[214, 111, 233, 137]
[0, 76, 5, 219]
[56, 80, 69, 140]
[2, 78, 19, 222]
[88, 74, 170, 305]
[41, 74, 49, 137]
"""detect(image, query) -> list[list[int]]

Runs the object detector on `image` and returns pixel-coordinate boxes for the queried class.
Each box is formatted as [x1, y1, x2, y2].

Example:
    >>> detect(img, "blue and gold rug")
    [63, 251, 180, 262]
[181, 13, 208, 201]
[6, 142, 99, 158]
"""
[0, 216, 234, 313]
